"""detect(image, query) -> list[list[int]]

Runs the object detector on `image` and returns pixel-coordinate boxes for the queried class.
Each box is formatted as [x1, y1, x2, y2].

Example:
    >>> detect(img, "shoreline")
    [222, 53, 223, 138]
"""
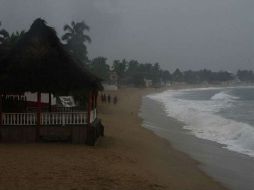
[98, 87, 228, 189]
[140, 86, 254, 190]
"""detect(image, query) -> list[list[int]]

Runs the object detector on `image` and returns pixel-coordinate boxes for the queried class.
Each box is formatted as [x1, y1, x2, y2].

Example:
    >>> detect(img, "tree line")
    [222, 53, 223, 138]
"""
[88, 58, 254, 86]
[1, 20, 253, 88]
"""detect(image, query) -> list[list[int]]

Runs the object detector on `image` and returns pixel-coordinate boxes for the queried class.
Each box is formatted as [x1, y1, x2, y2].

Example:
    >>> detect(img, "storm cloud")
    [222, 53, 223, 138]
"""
[0, 0, 253, 72]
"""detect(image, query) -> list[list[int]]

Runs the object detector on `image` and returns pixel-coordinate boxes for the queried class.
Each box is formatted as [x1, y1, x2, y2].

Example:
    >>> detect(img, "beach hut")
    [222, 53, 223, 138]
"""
[0, 18, 103, 145]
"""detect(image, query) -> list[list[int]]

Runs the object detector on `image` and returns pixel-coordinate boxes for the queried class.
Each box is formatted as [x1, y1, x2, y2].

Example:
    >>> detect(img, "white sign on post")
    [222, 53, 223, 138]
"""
[59, 96, 76, 107]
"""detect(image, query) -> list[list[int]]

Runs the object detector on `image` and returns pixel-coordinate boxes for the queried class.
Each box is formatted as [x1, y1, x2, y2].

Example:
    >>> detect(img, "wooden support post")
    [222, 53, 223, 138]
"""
[94, 91, 98, 119]
[87, 92, 92, 125]
[86, 92, 96, 146]
[0, 95, 2, 126]
[48, 92, 52, 112]
[36, 92, 41, 142]
[37, 92, 41, 126]
[95, 91, 98, 108]
[92, 93, 94, 110]
[92, 92, 96, 120]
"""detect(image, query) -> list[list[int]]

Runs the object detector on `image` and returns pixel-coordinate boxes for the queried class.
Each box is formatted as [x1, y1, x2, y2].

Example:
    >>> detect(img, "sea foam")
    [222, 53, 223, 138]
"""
[148, 88, 254, 157]
[211, 91, 239, 101]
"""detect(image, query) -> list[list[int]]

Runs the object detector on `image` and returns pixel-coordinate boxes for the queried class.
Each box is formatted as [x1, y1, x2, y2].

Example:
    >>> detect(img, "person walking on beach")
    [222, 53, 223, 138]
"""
[103, 94, 106, 103]
[107, 95, 111, 104]
[113, 96, 118, 105]
[101, 93, 104, 103]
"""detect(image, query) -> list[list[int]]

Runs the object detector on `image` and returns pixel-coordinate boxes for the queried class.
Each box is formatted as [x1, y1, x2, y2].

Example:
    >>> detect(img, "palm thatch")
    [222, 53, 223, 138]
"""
[0, 18, 102, 94]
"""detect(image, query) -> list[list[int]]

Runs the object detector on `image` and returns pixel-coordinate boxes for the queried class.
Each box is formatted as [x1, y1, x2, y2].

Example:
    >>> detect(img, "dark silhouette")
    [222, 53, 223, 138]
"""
[113, 96, 118, 105]
[172, 68, 184, 82]
[101, 93, 107, 103]
[107, 95, 111, 104]
[237, 70, 254, 82]
[103, 94, 106, 103]
[101, 93, 104, 103]
[62, 20, 91, 66]
[0, 22, 25, 61]
[113, 59, 127, 85]
[89, 57, 110, 80]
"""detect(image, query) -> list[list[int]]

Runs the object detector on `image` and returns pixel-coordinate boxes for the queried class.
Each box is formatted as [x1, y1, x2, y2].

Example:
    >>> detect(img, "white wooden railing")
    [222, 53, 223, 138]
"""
[41, 112, 87, 125]
[2, 113, 36, 125]
[1, 110, 97, 126]
[2, 109, 97, 126]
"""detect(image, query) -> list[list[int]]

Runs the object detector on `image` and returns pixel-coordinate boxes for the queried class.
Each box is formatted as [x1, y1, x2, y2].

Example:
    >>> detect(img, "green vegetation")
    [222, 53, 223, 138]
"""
[237, 70, 254, 82]
[62, 21, 91, 67]
[88, 57, 110, 80]
[0, 22, 25, 61]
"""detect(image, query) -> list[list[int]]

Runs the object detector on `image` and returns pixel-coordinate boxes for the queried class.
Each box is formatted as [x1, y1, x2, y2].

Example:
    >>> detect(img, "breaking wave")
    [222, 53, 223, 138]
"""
[148, 88, 254, 157]
[211, 91, 239, 101]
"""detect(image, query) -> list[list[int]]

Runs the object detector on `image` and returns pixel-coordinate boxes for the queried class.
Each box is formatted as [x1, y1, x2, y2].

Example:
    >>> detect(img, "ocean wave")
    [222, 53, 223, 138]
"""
[211, 91, 240, 101]
[148, 89, 254, 157]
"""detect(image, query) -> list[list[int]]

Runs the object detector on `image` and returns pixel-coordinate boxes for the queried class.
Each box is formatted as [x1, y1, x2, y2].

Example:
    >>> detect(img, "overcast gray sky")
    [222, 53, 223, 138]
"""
[0, 0, 253, 72]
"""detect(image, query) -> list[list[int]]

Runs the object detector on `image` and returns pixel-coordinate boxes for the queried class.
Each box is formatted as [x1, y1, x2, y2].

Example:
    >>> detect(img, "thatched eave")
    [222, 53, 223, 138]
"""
[0, 18, 102, 94]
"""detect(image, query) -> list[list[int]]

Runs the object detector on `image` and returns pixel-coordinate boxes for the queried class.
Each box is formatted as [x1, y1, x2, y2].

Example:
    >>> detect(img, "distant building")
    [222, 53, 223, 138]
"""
[109, 71, 118, 85]
[144, 79, 153, 88]
[102, 71, 118, 91]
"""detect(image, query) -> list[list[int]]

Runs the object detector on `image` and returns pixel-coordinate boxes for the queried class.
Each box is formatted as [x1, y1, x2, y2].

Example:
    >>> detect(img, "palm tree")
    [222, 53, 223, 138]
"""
[1, 31, 25, 46]
[0, 22, 9, 45]
[0, 21, 25, 48]
[0, 28, 25, 61]
[62, 21, 91, 67]
[0, 23, 11, 60]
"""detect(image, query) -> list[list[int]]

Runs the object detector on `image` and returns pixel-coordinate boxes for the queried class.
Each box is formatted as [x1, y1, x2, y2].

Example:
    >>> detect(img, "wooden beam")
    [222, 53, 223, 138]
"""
[92, 92, 94, 109]
[37, 92, 41, 126]
[48, 92, 52, 112]
[95, 91, 98, 108]
[87, 92, 92, 125]
[0, 95, 2, 126]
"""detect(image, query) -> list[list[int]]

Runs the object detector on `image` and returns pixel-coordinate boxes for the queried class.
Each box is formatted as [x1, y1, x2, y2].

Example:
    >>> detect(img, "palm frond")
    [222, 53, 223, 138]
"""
[75, 21, 90, 33]
[62, 33, 72, 41]
[80, 21, 90, 31]
[0, 29, 9, 38]
[82, 35, 91, 43]
[63, 24, 72, 32]
[71, 21, 76, 28]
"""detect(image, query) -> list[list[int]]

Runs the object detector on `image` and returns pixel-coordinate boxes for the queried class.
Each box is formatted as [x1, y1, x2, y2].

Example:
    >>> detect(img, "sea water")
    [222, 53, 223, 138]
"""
[148, 86, 254, 158]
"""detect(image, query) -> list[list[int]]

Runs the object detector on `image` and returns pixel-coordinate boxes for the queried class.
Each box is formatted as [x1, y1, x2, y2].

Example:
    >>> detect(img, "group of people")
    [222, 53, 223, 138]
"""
[101, 93, 118, 104]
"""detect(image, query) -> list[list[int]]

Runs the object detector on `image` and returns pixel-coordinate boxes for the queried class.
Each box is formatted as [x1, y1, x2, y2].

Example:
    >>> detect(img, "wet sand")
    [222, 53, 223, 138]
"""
[141, 96, 254, 190]
[0, 88, 227, 190]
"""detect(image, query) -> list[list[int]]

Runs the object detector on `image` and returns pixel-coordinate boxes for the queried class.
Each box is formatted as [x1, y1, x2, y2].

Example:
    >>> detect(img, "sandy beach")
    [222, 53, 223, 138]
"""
[0, 88, 227, 190]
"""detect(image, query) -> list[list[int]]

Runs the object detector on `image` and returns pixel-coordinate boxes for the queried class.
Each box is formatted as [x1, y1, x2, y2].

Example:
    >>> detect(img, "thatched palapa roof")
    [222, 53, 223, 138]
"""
[0, 18, 102, 94]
